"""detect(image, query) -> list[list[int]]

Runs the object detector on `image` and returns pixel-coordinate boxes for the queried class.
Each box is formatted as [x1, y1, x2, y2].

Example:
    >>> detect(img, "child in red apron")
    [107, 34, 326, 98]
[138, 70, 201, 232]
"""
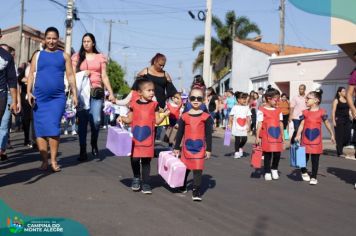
[174, 88, 213, 201]
[256, 88, 284, 181]
[119, 78, 169, 194]
[295, 89, 335, 185]
[165, 92, 183, 146]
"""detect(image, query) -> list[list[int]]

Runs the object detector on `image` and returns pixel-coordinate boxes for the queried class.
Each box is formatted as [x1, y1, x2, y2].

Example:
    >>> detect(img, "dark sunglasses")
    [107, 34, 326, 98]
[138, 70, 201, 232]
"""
[189, 96, 204, 102]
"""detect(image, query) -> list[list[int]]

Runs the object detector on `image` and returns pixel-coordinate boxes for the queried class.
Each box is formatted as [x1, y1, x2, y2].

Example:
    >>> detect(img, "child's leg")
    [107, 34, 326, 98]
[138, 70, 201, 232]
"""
[234, 136, 241, 153]
[130, 157, 141, 178]
[263, 152, 272, 173]
[64, 120, 69, 132]
[239, 136, 248, 149]
[271, 152, 281, 170]
[301, 154, 310, 174]
[71, 116, 76, 132]
[141, 158, 152, 184]
[192, 170, 203, 190]
[183, 169, 191, 188]
[310, 154, 320, 179]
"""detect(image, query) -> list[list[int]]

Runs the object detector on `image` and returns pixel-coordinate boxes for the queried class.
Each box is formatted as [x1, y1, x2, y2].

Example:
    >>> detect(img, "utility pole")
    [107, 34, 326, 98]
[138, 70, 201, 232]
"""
[230, 21, 236, 69]
[203, 0, 212, 87]
[64, 0, 75, 54]
[18, 0, 24, 66]
[105, 20, 128, 60]
[279, 0, 286, 54]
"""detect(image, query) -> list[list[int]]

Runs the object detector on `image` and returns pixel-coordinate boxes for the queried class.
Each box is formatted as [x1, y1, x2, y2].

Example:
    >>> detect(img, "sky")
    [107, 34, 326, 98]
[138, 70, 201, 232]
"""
[0, 0, 337, 90]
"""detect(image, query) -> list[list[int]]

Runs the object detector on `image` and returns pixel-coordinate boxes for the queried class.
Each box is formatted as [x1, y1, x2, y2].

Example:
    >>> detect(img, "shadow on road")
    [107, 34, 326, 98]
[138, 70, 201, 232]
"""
[327, 167, 356, 186]
[286, 169, 303, 182]
[251, 215, 269, 236]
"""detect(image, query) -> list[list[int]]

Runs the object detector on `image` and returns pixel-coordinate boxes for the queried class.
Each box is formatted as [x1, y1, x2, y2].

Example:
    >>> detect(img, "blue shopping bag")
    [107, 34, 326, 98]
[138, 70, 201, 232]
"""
[290, 143, 306, 168]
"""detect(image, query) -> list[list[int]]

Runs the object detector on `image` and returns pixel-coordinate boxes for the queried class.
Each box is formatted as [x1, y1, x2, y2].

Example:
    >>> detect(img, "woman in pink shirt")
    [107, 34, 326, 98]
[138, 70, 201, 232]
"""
[72, 33, 115, 161]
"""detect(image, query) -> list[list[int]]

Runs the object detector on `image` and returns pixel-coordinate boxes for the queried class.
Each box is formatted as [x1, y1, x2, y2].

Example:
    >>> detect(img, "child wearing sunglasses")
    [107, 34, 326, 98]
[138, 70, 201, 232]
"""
[228, 92, 251, 159]
[295, 89, 335, 185]
[256, 88, 285, 181]
[174, 88, 213, 201]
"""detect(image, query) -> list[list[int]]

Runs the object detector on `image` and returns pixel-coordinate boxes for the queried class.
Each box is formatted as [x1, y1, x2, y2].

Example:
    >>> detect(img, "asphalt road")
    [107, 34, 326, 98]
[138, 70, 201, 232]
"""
[1, 130, 356, 236]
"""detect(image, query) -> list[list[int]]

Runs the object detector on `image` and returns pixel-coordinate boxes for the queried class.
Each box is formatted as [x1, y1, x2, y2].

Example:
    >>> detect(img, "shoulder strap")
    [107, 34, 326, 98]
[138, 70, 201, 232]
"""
[146, 67, 149, 74]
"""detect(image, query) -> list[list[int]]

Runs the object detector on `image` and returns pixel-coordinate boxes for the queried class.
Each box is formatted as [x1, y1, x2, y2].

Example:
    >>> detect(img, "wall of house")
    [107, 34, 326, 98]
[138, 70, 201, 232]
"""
[231, 42, 270, 92]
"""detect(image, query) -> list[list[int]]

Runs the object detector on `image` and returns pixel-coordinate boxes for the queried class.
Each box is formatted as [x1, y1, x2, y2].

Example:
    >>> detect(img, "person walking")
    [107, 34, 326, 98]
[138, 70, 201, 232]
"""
[27, 27, 78, 172]
[71, 33, 115, 161]
[289, 84, 307, 144]
[332, 87, 351, 157]
[278, 93, 290, 137]
[206, 87, 219, 121]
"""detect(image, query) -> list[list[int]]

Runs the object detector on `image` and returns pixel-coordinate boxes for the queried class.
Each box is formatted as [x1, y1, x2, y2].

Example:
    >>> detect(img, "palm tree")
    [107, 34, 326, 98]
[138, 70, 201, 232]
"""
[192, 11, 261, 80]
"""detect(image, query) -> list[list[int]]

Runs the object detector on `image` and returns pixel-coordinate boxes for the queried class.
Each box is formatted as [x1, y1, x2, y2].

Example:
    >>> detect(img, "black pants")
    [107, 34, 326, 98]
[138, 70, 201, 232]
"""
[251, 108, 256, 133]
[334, 121, 351, 156]
[263, 152, 281, 173]
[235, 136, 247, 152]
[301, 154, 320, 179]
[131, 157, 151, 183]
[291, 119, 301, 144]
[183, 169, 202, 189]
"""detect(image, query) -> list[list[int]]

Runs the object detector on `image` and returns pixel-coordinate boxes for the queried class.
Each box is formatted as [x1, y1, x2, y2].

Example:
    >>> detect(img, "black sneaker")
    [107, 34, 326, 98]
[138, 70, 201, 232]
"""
[192, 188, 202, 201]
[178, 186, 187, 193]
[141, 183, 152, 194]
[131, 178, 141, 191]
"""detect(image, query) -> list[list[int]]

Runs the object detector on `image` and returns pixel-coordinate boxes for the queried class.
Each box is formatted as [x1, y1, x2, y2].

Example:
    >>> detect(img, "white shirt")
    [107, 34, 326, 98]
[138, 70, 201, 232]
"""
[229, 105, 252, 136]
[257, 107, 283, 122]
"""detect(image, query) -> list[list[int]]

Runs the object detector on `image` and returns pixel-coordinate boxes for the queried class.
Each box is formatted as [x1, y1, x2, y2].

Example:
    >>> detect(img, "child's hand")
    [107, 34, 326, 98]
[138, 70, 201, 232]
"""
[116, 116, 123, 124]
[255, 137, 261, 146]
[164, 109, 170, 117]
[173, 149, 180, 157]
[227, 124, 232, 130]
[331, 135, 336, 144]
[205, 151, 211, 159]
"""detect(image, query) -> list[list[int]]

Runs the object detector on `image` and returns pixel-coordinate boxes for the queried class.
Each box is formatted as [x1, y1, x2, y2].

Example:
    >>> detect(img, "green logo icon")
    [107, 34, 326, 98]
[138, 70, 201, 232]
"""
[7, 216, 24, 234]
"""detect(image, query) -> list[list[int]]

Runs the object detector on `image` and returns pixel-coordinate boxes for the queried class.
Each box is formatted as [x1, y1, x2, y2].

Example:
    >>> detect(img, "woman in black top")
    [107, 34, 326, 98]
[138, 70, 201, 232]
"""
[206, 87, 219, 120]
[137, 53, 176, 109]
[332, 87, 351, 156]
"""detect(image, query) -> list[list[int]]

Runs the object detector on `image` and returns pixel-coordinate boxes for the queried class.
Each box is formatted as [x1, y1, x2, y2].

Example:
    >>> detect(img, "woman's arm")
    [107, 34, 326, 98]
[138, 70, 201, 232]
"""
[173, 118, 185, 156]
[100, 59, 115, 102]
[331, 99, 338, 127]
[26, 52, 38, 107]
[347, 85, 356, 118]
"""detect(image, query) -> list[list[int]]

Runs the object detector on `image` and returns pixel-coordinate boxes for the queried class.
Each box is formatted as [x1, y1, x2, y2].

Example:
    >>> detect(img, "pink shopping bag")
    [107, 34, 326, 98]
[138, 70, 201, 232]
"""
[158, 151, 186, 188]
[106, 126, 132, 157]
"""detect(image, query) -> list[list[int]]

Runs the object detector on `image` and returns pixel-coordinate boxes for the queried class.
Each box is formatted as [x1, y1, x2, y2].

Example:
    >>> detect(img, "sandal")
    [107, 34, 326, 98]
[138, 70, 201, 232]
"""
[51, 163, 61, 172]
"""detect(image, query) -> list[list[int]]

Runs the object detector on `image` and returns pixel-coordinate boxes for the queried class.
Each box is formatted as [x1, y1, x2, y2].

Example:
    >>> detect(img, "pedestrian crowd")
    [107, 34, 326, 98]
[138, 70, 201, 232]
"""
[1, 27, 356, 202]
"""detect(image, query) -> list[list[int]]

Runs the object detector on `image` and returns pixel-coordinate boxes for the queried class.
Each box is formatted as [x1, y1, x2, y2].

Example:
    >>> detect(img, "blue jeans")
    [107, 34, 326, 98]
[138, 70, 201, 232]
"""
[64, 116, 76, 132]
[0, 94, 12, 150]
[0, 91, 7, 125]
[77, 98, 103, 147]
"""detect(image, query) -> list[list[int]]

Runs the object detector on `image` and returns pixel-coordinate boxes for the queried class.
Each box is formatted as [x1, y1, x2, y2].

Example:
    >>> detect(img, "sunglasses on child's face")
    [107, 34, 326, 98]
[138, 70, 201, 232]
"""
[189, 96, 204, 102]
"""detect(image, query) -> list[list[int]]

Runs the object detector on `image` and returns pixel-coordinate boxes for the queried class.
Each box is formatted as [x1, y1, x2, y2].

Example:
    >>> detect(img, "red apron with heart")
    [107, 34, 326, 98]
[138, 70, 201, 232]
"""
[129, 91, 140, 107]
[181, 112, 210, 170]
[131, 100, 157, 158]
[167, 102, 182, 126]
[260, 107, 283, 152]
[301, 109, 324, 154]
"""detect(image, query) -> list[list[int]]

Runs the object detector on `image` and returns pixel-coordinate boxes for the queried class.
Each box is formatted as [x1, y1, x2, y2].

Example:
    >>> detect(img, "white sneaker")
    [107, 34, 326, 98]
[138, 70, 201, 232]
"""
[64, 130, 68, 135]
[271, 169, 279, 180]
[309, 178, 318, 185]
[354, 183, 356, 189]
[234, 152, 241, 159]
[264, 173, 272, 181]
[71, 130, 77, 135]
[301, 173, 311, 182]
[103, 126, 107, 129]
[239, 148, 243, 157]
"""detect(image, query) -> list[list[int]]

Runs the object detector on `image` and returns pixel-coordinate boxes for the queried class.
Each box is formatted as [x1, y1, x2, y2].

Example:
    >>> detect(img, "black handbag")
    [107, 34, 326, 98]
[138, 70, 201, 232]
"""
[90, 87, 104, 99]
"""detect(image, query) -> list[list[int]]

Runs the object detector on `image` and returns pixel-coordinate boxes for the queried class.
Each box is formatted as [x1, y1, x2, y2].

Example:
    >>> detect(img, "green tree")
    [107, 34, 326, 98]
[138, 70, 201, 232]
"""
[106, 59, 131, 96]
[192, 10, 261, 80]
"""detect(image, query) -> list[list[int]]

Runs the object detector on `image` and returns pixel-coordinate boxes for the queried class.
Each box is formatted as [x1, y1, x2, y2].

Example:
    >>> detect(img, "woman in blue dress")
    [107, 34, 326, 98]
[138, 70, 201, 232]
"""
[27, 27, 78, 172]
